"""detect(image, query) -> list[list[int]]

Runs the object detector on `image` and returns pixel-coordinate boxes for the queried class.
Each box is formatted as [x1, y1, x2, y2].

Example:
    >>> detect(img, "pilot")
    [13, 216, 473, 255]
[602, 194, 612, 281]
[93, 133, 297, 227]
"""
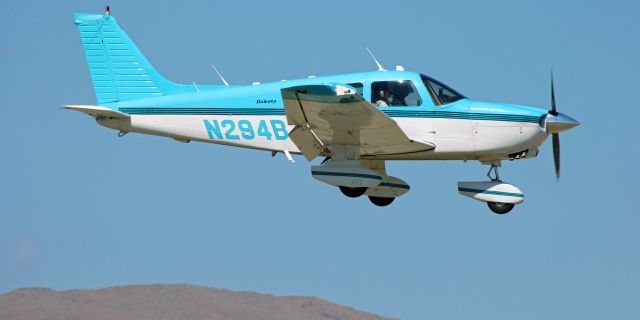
[390, 92, 408, 106]
[389, 82, 412, 106]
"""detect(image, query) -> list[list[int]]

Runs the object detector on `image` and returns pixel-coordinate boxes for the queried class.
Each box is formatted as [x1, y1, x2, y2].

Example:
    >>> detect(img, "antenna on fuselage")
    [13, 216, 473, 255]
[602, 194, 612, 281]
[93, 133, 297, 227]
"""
[211, 64, 230, 86]
[366, 47, 386, 71]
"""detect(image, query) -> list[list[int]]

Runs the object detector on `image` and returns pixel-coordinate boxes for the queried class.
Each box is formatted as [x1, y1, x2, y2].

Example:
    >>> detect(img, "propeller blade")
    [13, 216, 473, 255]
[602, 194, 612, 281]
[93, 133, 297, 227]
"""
[552, 133, 560, 180]
[550, 71, 557, 115]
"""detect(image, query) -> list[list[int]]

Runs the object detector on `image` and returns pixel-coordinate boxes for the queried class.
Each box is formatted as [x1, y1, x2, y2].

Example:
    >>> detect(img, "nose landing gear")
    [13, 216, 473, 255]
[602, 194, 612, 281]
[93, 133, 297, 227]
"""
[485, 163, 515, 214]
[458, 161, 524, 215]
[486, 163, 500, 181]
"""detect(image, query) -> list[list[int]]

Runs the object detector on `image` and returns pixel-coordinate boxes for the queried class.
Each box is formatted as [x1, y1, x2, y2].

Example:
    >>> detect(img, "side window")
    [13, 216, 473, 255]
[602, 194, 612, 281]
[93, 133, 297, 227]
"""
[420, 74, 465, 106]
[371, 80, 421, 107]
[347, 83, 364, 96]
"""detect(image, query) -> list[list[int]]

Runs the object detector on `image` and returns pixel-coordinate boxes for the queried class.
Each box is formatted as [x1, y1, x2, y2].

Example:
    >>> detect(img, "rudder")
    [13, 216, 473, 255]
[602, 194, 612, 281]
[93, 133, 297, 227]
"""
[74, 11, 183, 104]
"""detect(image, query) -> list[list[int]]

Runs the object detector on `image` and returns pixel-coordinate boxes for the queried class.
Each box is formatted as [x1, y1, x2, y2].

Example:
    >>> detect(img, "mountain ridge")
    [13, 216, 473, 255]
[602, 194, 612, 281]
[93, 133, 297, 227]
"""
[0, 284, 394, 320]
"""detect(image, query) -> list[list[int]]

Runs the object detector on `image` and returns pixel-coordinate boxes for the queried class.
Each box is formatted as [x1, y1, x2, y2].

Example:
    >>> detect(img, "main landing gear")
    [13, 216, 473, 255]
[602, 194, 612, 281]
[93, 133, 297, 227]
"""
[339, 186, 396, 206]
[314, 160, 408, 207]
[368, 196, 395, 207]
[339, 186, 367, 198]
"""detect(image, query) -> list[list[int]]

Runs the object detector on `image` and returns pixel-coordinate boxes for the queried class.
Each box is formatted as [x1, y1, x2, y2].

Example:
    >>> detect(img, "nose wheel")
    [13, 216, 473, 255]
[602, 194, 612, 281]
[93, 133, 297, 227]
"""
[487, 202, 515, 214]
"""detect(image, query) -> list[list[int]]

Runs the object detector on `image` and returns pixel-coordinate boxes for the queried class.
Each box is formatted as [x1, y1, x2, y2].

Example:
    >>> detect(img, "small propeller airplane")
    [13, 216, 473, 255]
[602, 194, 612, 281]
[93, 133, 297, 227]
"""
[66, 8, 579, 214]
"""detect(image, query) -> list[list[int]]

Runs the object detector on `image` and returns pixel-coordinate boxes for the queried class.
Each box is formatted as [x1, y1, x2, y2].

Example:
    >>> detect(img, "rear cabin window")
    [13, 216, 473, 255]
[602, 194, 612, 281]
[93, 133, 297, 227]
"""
[347, 82, 364, 96]
[371, 80, 421, 107]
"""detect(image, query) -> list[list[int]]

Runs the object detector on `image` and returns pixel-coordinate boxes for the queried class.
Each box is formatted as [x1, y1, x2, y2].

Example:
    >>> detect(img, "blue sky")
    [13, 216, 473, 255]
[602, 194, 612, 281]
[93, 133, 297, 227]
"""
[1, 0, 639, 319]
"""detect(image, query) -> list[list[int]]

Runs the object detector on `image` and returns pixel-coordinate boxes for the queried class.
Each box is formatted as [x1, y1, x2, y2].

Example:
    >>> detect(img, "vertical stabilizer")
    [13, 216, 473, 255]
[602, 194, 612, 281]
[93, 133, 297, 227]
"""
[74, 12, 184, 104]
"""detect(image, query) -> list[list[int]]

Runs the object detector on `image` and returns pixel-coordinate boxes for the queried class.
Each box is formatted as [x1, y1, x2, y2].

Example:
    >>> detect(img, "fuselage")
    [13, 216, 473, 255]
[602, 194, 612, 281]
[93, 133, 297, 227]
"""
[97, 70, 549, 161]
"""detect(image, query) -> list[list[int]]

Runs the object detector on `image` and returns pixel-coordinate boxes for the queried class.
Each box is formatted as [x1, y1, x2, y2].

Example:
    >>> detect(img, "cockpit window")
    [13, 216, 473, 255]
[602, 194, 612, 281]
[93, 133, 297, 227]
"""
[420, 74, 465, 106]
[371, 80, 422, 107]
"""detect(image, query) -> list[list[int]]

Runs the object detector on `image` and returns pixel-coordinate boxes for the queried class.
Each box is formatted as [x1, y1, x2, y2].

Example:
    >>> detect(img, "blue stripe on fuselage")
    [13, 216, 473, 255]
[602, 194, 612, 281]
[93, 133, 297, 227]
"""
[118, 107, 543, 123]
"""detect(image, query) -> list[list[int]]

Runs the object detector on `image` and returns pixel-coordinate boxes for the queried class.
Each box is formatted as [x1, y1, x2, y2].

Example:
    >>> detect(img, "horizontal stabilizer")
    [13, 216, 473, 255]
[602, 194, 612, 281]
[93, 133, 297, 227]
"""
[63, 105, 130, 119]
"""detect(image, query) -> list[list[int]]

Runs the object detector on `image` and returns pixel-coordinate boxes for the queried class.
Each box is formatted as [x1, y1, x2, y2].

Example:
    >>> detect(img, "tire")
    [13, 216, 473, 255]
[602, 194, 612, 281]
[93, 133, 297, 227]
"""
[339, 186, 368, 198]
[368, 196, 395, 207]
[487, 202, 515, 214]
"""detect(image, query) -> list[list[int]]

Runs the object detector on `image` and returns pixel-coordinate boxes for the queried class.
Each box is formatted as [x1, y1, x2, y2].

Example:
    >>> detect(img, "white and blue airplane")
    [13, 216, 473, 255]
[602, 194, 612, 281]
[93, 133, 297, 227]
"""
[66, 8, 579, 213]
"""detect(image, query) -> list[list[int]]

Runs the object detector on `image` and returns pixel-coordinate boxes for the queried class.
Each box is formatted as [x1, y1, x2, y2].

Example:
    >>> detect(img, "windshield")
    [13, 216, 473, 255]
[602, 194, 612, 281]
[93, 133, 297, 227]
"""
[420, 74, 466, 106]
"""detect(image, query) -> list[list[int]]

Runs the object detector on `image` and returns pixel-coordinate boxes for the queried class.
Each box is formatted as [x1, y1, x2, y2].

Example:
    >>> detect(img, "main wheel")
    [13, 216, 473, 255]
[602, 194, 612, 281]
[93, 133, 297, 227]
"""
[487, 202, 515, 214]
[369, 196, 395, 207]
[339, 186, 368, 198]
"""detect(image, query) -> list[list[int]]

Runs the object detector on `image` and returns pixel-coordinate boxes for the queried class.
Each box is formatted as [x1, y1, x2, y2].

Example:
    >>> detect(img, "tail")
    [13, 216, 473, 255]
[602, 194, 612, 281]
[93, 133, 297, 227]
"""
[74, 11, 190, 104]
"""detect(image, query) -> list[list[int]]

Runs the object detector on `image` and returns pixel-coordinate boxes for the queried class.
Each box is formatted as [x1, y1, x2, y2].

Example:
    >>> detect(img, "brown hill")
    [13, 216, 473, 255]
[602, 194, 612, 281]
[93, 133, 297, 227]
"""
[0, 284, 393, 320]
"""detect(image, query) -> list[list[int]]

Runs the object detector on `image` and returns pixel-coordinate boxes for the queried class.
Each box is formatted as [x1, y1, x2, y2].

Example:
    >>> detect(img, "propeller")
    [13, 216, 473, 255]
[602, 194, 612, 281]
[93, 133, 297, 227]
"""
[552, 129, 560, 180]
[550, 72, 560, 180]
[545, 71, 579, 180]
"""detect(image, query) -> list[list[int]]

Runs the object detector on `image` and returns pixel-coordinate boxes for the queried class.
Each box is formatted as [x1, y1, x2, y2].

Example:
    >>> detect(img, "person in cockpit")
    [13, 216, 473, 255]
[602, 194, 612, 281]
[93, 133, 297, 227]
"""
[375, 88, 391, 107]
[387, 81, 413, 106]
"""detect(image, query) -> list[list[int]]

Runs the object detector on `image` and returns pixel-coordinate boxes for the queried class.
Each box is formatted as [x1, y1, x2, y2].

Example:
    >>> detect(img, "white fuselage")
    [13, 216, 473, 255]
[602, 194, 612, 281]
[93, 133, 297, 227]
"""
[99, 114, 548, 161]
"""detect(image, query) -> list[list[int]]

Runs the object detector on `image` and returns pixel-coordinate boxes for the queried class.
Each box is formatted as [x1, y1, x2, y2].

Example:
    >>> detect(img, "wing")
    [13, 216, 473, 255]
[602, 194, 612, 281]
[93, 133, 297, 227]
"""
[281, 84, 434, 161]
[63, 105, 130, 119]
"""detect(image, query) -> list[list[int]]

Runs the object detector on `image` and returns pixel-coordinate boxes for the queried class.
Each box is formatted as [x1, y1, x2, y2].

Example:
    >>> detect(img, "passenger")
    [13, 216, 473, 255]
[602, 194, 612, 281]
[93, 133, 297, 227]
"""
[375, 89, 391, 107]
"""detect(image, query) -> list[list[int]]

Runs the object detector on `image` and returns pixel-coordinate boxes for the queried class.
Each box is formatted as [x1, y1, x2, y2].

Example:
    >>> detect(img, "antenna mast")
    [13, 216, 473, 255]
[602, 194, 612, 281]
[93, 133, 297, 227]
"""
[211, 64, 230, 86]
[366, 47, 386, 71]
